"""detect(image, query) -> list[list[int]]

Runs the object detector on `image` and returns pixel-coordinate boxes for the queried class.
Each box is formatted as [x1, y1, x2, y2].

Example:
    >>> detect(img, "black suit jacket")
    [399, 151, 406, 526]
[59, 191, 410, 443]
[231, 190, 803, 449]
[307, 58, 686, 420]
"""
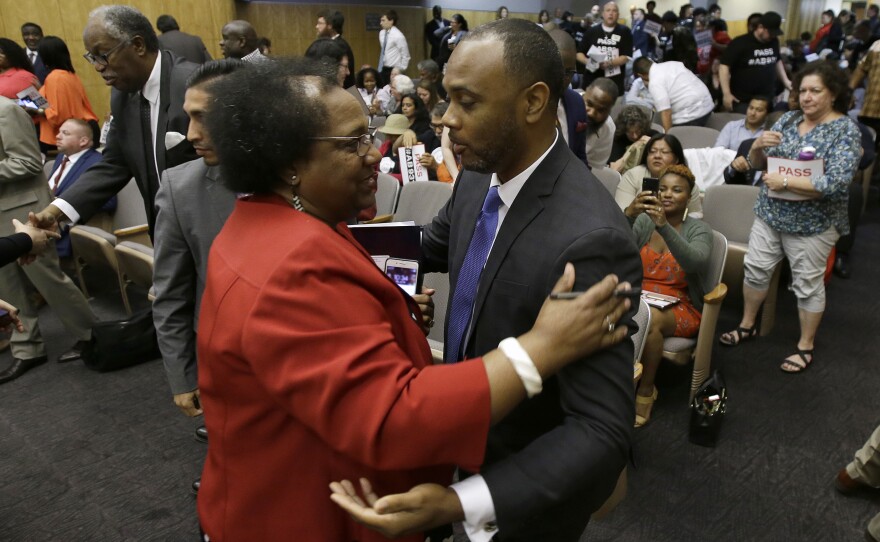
[425, 18, 451, 61]
[60, 51, 199, 235]
[422, 138, 641, 540]
[158, 30, 212, 64]
[334, 35, 356, 88]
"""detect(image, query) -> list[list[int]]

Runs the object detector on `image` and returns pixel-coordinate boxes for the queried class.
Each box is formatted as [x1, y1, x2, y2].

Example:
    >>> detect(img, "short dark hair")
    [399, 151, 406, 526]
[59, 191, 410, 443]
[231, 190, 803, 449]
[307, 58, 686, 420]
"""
[21, 22, 43, 34]
[662, 11, 678, 23]
[463, 18, 564, 106]
[708, 4, 721, 13]
[432, 101, 449, 118]
[646, 1, 656, 8]
[416, 59, 440, 74]
[640, 133, 688, 169]
[384, 10, 399, 24]
[0, 38, 34, 73]
[38, 36, 75, 73]
[305, 37, 347, 64]
[747, 12, 762, 23]
[633, 56, 652, 75]
[823, 9, 835, 18]
[186, 58, 246, 89]
[870, 4, 879, 15]
[156, 15, 179, 33]
[356, 67, 380, 89]
[749, 95, 772, 110]
[91, 5, 160, 53]
[207, 58, 338, 195]
[797, 60, 852, 114]
[587, 77, 620, 103]
[496, 5, 509, 19]
[318, 10, 345, 34]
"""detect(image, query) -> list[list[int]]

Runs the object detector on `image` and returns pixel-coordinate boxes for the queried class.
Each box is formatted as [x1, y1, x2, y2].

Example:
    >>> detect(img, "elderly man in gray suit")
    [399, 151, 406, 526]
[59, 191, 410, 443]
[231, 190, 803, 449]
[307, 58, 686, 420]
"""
[152, 61, 243, 491]
[0, 96, 96, 383]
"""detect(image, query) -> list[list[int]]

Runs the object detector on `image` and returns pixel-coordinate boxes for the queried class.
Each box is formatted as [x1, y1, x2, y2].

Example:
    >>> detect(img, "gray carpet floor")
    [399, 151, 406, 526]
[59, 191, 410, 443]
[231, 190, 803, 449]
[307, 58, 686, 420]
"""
[2, 198, 879, 541]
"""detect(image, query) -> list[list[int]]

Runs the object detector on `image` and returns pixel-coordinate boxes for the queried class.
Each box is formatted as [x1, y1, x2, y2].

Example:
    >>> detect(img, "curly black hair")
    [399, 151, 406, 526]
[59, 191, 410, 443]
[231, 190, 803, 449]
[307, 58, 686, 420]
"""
[796, 60, 852, 114]
[206, 58, 337, 195]
[0, 38, 35, 73]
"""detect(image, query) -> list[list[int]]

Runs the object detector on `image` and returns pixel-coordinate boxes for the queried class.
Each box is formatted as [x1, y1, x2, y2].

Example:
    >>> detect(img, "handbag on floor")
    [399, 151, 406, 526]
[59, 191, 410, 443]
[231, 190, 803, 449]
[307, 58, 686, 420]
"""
[689, 370, 727, 447]
[81, 308, 160, 372]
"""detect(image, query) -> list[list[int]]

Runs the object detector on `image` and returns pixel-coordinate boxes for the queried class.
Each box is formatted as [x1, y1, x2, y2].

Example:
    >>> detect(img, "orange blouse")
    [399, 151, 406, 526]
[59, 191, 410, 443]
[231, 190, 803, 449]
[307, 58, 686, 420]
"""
[37, 69, 98, 146]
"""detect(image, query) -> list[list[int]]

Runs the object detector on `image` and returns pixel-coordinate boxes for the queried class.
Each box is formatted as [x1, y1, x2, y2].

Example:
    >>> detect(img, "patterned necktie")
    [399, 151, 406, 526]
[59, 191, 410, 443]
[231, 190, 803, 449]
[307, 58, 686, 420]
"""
[378, 30, 389, 71]
[51, 156, 69, 194]
[445, 185, 502, 363]
[140, 94, 159, 185]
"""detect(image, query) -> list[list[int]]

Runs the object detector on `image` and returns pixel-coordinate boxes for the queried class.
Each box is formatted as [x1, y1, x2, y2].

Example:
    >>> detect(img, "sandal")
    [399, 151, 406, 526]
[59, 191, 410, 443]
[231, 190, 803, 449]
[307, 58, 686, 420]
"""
[634, 387, 658, 428]
[781, 349, 813, 373]
[719, 325, 757, 347]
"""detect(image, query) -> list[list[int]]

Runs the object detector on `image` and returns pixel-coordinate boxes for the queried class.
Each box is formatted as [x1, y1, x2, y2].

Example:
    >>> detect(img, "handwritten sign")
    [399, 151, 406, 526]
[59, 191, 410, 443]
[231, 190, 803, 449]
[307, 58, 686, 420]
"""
[644, 20, 661, 37]
[766, 157, 824, 201]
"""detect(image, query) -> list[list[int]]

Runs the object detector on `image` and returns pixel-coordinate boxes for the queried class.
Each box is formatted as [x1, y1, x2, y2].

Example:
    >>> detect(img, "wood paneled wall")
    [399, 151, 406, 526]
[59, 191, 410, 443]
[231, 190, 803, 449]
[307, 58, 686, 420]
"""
[0, 0, 235, 123]
[235, 3, 538, 76]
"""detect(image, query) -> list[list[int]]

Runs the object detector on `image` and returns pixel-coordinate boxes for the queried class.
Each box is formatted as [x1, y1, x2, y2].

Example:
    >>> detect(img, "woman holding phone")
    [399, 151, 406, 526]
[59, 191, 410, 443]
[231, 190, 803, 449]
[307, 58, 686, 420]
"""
[615, 133, 702, 218]
[196, 58, 632, 542]
[629, 165, 713, 426]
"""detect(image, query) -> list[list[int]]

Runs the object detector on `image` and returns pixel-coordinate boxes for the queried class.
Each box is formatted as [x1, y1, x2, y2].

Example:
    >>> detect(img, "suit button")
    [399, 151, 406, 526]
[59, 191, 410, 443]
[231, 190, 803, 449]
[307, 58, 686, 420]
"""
[484, 522, 498, 532]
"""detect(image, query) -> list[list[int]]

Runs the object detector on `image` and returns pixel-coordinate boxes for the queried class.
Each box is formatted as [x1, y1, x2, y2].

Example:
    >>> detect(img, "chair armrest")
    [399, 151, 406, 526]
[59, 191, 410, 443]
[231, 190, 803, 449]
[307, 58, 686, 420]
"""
[702, 283, 727, 305]
[362, 214, 393, 224]
[114, 224, 151, 248]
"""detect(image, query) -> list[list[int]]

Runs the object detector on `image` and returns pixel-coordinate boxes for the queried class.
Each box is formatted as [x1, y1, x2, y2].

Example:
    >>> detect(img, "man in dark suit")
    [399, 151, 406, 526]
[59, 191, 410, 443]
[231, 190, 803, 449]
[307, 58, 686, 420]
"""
[425, 5, 451, 62]
[47, 118, 115, 258]
[316, 10, 355, 88]
[550, 29, 588, 166]
[336, 19, 641, 542]
[156, 14, 212, 64]
[30, 5, 199, 239]
[21, 23, 48, 84]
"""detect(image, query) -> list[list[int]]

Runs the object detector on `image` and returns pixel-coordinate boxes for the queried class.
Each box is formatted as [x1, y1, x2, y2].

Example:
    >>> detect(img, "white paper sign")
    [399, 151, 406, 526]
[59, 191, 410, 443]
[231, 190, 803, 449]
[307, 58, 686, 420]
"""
[694, 30, 713, 49]
[585, 45, 608, 73]
[398, 144, 429, 183]
[643, 20, 661, 37]
[766, 157, 824, 201]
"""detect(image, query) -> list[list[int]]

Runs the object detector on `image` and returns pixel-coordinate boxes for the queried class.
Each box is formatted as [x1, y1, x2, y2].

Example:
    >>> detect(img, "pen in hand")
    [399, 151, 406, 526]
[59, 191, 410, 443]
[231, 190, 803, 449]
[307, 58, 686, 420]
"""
[550, 288, 642, 300]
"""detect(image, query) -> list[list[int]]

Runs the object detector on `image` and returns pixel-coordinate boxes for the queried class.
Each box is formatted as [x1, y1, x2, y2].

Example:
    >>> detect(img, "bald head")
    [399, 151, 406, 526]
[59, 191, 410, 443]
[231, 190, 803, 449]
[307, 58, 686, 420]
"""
[220, 20, 259, 59]
[548, 29, 576, 88]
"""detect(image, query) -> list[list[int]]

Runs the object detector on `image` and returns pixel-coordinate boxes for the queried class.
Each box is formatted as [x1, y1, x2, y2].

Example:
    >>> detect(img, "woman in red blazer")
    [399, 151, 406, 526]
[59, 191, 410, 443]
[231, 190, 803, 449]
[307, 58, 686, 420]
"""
[196, 58, 631, 542]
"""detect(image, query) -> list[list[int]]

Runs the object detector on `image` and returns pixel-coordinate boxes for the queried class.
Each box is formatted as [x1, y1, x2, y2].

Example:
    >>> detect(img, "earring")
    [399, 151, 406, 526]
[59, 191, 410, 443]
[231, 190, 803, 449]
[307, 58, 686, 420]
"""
[289, 174, 304, 212]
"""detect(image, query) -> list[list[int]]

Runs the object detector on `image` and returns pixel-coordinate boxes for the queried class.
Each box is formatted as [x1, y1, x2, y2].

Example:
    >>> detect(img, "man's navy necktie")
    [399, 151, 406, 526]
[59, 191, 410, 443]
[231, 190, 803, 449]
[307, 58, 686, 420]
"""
[445, 185, 502, 363]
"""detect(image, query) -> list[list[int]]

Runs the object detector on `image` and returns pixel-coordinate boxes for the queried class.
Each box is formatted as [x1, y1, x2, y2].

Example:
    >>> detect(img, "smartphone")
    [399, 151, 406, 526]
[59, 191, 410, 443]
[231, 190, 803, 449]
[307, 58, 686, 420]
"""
[641, 177, 659, 195]
[0, 310, 13, 328]
[384, 258, 420, 297]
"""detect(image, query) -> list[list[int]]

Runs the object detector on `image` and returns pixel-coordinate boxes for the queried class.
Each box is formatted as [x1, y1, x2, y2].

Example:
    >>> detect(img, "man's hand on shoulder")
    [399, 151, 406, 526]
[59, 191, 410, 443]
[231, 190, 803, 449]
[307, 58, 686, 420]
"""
[330, 478, 464, 538]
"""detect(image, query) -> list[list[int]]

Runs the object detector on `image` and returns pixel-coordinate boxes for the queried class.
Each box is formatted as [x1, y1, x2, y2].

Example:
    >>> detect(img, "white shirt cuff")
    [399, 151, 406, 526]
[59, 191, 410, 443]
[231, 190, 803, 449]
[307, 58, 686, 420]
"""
[51, 198, 80, 225]
[450, 474, 498, 542]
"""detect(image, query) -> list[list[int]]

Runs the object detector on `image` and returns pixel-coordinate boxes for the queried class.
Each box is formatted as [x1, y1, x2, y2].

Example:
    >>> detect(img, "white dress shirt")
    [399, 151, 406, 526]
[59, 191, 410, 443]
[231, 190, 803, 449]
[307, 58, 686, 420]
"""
[450, 132, 559, 542]
[647, 61, 714, 124]
[48, 148, 89, 193]
[379, 26, 411, 70]
[53, 54, 162, 225]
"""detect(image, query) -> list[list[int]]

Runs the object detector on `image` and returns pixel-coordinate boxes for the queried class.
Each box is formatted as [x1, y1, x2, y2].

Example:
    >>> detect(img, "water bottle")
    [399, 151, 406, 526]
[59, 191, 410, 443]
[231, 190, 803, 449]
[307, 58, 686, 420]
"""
[798, 146, 816, 161]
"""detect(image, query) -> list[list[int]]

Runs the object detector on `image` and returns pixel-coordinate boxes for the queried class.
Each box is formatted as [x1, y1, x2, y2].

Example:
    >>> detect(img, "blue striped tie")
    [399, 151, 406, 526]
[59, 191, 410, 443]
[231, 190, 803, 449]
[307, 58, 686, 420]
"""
[445, 185, 502, 363]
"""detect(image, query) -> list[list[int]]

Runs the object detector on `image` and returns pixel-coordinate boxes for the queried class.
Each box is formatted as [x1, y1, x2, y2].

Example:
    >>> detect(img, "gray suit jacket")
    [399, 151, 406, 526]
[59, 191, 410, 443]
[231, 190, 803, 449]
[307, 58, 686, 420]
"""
[60, 51, 199, 236]
[422, 137, 642, 540]
[153, 159, 235, 395]
[0, 96, 51, 233]
[159, 30, 212, 64]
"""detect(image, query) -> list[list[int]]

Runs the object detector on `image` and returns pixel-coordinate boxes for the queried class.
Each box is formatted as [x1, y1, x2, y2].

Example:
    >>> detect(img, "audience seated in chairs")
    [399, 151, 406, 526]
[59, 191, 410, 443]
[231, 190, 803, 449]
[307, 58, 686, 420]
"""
[616, 133, 702, 216]
[723, 111, 785, 186]
[609, 104, 660, 173]
[376, 70, 411, 116]
[583, 77, 619, 170]
[629, 164, 713, 427]
[415, 78, 442, 112]
[355, 67, 381, 116]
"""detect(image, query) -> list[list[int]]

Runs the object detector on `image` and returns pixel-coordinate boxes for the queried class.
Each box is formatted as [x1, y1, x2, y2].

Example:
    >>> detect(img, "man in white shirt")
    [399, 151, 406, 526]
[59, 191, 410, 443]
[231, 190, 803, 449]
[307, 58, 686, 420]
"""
[633, 56, 714, 132]
[378, 10, 411, 86]
[714, 96, 770, 150]
[584, 77, 618, 169]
